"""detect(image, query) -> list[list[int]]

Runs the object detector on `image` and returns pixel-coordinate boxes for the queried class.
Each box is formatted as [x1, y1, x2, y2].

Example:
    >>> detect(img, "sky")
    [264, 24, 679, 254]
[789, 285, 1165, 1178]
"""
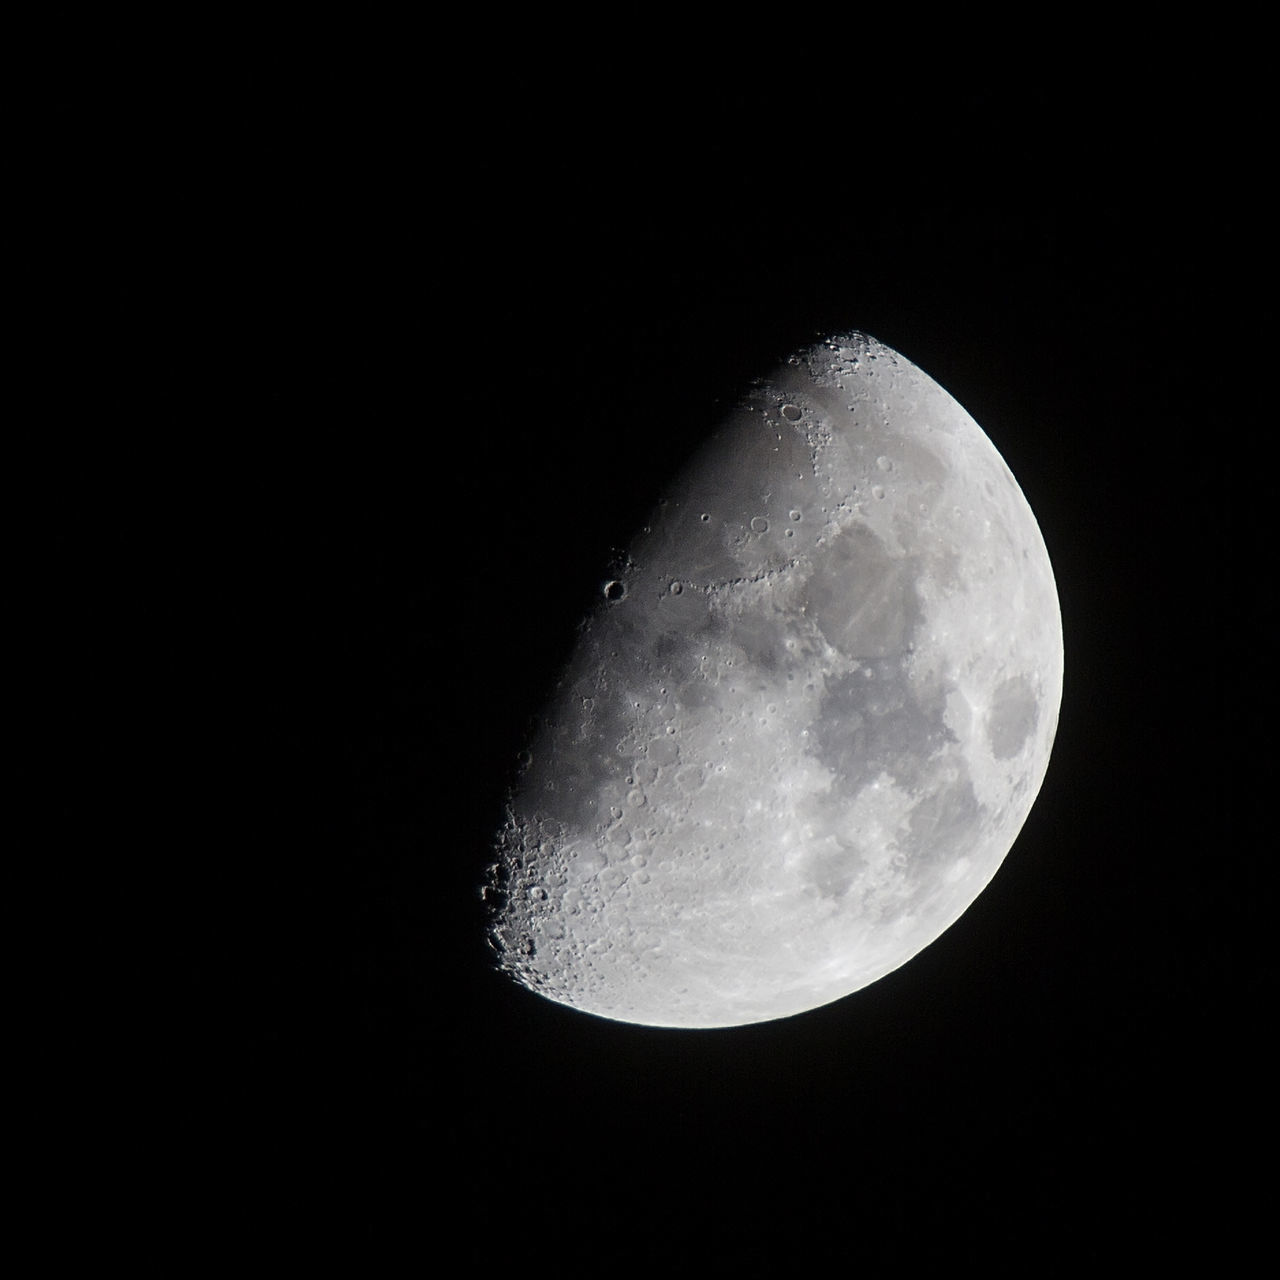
[166, 76, 1262, 1266]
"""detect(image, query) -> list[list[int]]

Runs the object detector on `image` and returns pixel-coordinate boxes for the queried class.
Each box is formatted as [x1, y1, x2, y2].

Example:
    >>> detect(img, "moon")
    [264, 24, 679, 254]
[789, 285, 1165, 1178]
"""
[486, 333, 1062, 1028]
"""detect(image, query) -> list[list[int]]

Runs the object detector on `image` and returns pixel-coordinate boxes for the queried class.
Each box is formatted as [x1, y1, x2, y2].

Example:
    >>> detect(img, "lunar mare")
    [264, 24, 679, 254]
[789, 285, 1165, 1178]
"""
[487, 333, 1062, 1028]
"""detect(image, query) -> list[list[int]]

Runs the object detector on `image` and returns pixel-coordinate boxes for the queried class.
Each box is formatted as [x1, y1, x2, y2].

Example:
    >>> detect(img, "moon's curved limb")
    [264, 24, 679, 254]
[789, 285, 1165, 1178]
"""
[487, 334, 1062, 1028]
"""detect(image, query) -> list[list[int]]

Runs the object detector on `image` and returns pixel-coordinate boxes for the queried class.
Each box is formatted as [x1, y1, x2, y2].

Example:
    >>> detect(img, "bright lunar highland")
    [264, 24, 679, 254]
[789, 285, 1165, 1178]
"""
[487, 334, 1063, 1028]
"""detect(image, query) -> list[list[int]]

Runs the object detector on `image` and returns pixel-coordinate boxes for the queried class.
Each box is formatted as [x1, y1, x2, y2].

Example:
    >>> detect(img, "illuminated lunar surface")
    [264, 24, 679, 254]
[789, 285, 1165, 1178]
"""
[486, 333, 1062, 1028]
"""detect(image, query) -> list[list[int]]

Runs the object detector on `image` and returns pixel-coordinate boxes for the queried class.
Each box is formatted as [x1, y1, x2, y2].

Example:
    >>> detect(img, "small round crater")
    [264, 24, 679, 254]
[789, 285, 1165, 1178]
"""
[871, 485, 885, 500]
[699, 512, 711, 523]
[781, 403, 803, 421]
[789, 509, 802, 521]
[876, 455, 894, 472]
[750, 516, 769, 533]
[669, 580, 683, 595]
[603, 580, 626, 602]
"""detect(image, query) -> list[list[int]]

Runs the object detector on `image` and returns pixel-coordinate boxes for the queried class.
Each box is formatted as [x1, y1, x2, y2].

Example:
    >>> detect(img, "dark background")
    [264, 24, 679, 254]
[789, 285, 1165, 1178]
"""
[130, 65, 1264, 1266]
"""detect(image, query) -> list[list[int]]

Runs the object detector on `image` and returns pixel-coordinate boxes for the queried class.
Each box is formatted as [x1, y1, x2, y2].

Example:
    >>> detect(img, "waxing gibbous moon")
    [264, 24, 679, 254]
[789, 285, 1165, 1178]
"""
[486, 333, 1062, 1029]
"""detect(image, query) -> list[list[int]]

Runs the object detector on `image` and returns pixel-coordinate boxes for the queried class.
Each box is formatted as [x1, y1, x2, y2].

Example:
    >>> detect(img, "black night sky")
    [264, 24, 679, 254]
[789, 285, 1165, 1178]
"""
[151, 64, 1263, 1267]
